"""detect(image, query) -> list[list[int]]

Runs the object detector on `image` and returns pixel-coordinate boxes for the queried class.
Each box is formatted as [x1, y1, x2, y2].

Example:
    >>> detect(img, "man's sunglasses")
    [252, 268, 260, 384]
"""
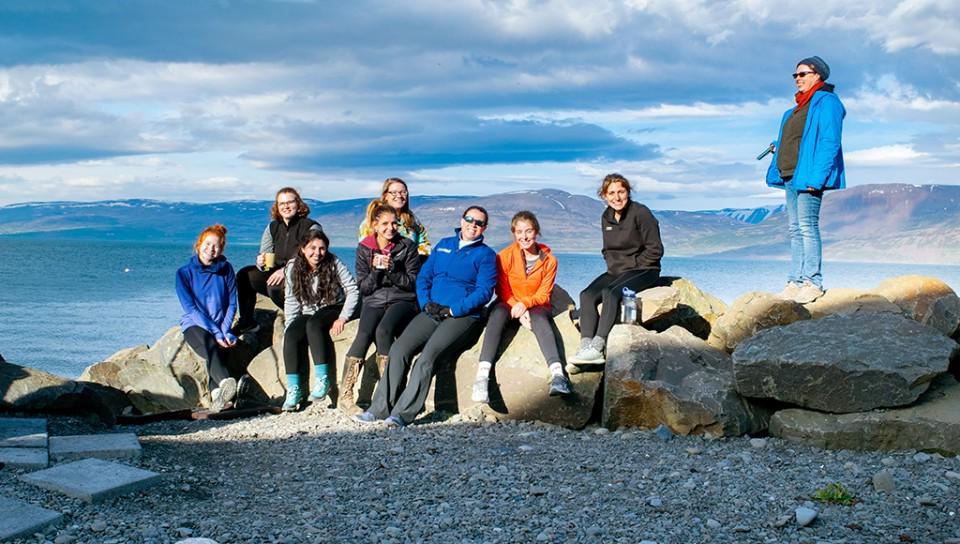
[462, 215, 487, 228]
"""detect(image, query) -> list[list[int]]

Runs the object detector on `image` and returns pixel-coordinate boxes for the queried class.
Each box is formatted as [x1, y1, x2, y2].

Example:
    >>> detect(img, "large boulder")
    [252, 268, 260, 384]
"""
[2, 360, 130, 424]
[769, 375, 960, 453]
[448, 312, 602, 428]
[602, 325, 770, 436]
[873, 275, 960, 336]
[638, 278, 727, 339]
[733, 312, 958, 413]
[706, 292, 810, 353]
[81, 345, 193, 414]
[803, 288, 902, 319]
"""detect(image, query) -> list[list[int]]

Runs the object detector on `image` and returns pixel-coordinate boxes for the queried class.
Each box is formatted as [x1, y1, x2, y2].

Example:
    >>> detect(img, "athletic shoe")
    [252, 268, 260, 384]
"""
[776, 282, 801, 300]
[310, 375, 330, 401]
[548, 375, 572, 396]
[233, 320, 261, 335]
[384, 415, 406, 429]
[794, 281, 825, 304]
[282, 383, 303, 412]
[210, 377, 237, 413]
[353, 411, 379, 425]
[471, 377, 489, 404]
[569, 343, 604, 364]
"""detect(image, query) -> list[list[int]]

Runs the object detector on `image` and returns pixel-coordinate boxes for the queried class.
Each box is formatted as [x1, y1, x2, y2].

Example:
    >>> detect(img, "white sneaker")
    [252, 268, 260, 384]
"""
[471, 378, 489, 404]
[210, 377, 237, 413]
[794, 281, 824, 304]
[777, 282, 801, 299]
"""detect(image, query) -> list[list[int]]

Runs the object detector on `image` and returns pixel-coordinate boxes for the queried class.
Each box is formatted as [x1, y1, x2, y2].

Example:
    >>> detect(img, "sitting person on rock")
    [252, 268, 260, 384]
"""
[354, 206, 497, 428]
[234, 187, 323, 333]
[340, 204, 421, 415]
[569, 173, 663, 365]
[175, 224, 239, 413]
[472, 210, 571, 404]
[358, 177, 431, 256]
[282, 230, 359, 411]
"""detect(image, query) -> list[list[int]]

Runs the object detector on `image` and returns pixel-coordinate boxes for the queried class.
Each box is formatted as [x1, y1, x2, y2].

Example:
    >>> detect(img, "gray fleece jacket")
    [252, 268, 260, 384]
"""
[283, 256, 359, 329]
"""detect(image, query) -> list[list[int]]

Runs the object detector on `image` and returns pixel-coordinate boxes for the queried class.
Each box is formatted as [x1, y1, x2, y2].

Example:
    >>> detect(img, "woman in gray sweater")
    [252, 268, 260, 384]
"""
[281, 230, 359, 411]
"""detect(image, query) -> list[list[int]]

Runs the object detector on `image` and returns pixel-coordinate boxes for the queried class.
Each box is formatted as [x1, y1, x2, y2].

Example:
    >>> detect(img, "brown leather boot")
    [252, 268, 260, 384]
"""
[338, 356, 363, 415]
[376, 354, 389, 378]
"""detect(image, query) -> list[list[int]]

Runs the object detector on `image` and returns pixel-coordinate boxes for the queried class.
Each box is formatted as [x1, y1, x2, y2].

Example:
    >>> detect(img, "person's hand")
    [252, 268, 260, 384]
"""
[510, 302, 527, 319]
[216, 337, 233, 348]
[519, 311, 532, 330]
[256, 253, 265, 268]
[424, 302, 441, 316]
[330, 318, 346, 336]
[266, 269, 285, 286]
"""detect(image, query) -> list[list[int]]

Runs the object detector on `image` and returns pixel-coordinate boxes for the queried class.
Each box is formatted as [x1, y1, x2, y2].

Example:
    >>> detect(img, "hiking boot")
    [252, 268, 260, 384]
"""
[794, 281, 824, 304]
[282, 383, 304, 412]
[338, 356, 364, 414]
[310, 374, 330, 401]
[471, 377, 489, 404]
[353, 411, 379, 425]
[548, 375, 572, 396]
[384, 415, 406, 429]
[209, 377, 237, 413]
[776, 282, 801, 300]
[376, 354, 389, 377]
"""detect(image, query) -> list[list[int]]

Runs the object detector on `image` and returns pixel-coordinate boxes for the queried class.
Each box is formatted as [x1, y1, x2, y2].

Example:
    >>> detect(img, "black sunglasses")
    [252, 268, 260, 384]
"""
[462, 215, 487, 228]
[792, 71, 817, 79]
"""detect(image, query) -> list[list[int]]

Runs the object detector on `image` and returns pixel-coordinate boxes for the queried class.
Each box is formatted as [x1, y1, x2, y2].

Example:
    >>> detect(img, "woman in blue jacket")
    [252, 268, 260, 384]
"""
[354, 206, 497, 428]
[765, 55, 845, 304]
[175, 224, 238, 413]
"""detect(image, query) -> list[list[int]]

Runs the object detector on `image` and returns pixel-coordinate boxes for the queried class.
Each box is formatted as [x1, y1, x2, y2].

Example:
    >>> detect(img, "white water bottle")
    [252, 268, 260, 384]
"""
[621, 287, 638, 324]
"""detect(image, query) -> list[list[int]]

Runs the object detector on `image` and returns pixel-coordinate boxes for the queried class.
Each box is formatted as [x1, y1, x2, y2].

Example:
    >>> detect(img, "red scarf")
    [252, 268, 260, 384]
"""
[794, 81, 825, 112]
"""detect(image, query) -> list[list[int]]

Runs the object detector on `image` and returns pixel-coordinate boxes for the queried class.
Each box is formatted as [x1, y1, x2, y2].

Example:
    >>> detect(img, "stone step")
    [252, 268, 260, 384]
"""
[0, 417, 47, 448]
[0, 447, 48, 469]
[20, 458, 163, 504]
[49, 433, 141, 462]
[0, 495, 62, 541]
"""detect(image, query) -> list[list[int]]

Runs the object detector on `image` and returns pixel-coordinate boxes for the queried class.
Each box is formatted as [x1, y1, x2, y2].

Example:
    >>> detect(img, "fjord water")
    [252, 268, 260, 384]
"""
[2, 237, 959, 378]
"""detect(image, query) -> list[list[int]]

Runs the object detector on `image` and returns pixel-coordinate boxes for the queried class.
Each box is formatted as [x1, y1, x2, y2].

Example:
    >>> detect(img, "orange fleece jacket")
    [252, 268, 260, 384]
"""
[495, 242, 557, 309]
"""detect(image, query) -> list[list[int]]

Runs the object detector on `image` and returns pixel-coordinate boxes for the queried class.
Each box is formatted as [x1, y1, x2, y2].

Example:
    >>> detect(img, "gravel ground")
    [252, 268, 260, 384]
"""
[2, 404, 959, 544]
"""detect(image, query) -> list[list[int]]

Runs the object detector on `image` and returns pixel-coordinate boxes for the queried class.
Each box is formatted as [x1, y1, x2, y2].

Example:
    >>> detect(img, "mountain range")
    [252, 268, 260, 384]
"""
[1, 183, 958, 265]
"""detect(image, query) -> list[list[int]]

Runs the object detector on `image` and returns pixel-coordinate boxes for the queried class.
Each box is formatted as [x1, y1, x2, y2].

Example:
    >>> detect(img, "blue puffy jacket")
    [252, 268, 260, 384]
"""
[416, 229, 496, 318]
[766, 90, 846, 192]
[176, 254, 238, 343]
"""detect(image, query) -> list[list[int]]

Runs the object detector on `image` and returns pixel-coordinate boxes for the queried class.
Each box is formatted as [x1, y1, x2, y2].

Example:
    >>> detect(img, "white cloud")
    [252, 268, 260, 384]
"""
[845, 144, 930, 166]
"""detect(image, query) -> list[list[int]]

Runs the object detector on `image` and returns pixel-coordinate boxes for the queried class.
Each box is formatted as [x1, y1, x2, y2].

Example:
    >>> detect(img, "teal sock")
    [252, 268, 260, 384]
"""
[313, 364, 328, 381]
[286, 373, 300, 388]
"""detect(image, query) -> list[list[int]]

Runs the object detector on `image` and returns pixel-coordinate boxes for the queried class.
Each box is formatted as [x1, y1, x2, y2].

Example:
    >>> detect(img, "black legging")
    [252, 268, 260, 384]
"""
[183, 326, 231, 390]
[282, 305, 342, 374]
[579, 269, 660, 339]
[345, 300, 418, 359]
[479, 303, 560, 365]
[236, 265, 285, 325]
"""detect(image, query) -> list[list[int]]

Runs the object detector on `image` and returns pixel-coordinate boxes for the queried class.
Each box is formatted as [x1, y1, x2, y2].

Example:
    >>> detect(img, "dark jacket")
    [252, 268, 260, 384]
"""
[267, 216, 321, 267]
[601, 200, 664, 275]
[417, 229, 497, 318]
[175, 255, 238, 343]
[355, 235, 421, 309]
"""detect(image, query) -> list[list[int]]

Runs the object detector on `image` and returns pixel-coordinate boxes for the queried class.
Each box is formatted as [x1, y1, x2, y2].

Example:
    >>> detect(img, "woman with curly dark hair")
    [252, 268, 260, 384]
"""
[281, 230, 358, 411]
[234, 187, 323, 333]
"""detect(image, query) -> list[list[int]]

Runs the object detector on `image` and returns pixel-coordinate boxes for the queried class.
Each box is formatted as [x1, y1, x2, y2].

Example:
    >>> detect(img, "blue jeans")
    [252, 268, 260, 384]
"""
[784, 186, 823, 288]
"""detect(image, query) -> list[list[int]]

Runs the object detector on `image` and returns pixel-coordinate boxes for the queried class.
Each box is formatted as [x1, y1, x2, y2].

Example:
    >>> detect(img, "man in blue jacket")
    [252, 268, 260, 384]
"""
[355, 206, 497, 428]
[766, 55, 845, 304]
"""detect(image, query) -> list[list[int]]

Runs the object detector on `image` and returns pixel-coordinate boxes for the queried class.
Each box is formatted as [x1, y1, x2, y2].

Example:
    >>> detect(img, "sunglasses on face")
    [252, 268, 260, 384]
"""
[792, 71, 817, 79]
[462, 215, 487, 228]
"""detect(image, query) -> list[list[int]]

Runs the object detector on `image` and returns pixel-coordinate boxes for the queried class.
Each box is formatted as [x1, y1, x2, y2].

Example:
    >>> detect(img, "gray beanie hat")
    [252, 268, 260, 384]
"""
[798, 56, 830, 80]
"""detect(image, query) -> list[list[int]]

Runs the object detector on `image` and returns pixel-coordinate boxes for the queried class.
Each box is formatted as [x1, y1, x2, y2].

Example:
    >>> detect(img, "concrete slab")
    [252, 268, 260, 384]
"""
[0, 495, 62, 541]
[0, 418, 47, 448]
[0, 447, 48, 469]
[20, 458, 162, 504]
[49, 433, 141, 462]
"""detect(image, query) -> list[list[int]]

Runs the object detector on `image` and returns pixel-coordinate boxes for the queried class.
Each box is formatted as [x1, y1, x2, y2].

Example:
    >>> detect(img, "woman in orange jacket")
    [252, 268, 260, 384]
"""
[472, 210, 571, 403]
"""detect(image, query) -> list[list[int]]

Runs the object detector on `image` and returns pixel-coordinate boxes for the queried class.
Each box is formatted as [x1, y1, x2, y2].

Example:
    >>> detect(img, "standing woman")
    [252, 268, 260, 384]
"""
[570, 173, 664, 365]
[235, 187, 323, 332]
[281, 230, 359, 411]
[175, 224, 238, 413]
[358, 177, 431, 256]
[472, 211, 571, 404]
[766, 56, 845, 304]
[339, 204, 421, 414]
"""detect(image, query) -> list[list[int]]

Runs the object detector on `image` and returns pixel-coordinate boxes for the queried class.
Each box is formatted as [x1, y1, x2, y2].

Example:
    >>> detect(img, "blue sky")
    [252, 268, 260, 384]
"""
[0, 0, 957, 210]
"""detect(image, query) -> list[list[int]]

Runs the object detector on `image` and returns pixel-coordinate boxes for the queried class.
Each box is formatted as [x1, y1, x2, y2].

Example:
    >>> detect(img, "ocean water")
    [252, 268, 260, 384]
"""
[2, 237, 959, 379]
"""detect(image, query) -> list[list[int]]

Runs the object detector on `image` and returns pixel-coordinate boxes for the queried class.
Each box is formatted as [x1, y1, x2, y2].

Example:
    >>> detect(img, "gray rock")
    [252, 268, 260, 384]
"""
[1, 361, 129, 424]
[913, 452, 931, 463]
[768, 375, 960, 453]
[707, 292, 810, 353]
[749, 438, 767, 449]
[795, 506, 817, 526]
[705, 519, 721, 529]
[637, 278, 727, 339]
[603, 326, 770, 436]
[733, 313, 957, 413]
[873, 470, 896, 493]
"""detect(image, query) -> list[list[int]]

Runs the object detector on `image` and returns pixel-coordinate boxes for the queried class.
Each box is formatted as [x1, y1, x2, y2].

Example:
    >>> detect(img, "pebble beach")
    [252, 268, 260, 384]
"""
[2, 403, 959, 544]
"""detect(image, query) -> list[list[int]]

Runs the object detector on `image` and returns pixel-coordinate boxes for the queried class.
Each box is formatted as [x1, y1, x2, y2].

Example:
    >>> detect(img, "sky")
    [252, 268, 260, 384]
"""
[0, 0, 957, 211]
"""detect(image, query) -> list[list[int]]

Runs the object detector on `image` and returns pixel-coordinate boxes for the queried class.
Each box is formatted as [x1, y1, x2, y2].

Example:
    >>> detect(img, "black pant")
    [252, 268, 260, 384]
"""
[368, 312, 478, 423]
[579, 269, 660, 339]
[479, 303, 560, 365]
[183, 326, 231, 390]
[236, 265, 285, 325]
[345, 300, 418, 359]
[282, 306, 342, 374]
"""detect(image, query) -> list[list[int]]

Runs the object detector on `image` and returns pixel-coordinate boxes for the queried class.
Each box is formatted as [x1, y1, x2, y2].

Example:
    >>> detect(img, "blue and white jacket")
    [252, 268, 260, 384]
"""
[175, 255, 238, 343]
[416, 229, 497, 318]
[766, 90, 846, 192]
